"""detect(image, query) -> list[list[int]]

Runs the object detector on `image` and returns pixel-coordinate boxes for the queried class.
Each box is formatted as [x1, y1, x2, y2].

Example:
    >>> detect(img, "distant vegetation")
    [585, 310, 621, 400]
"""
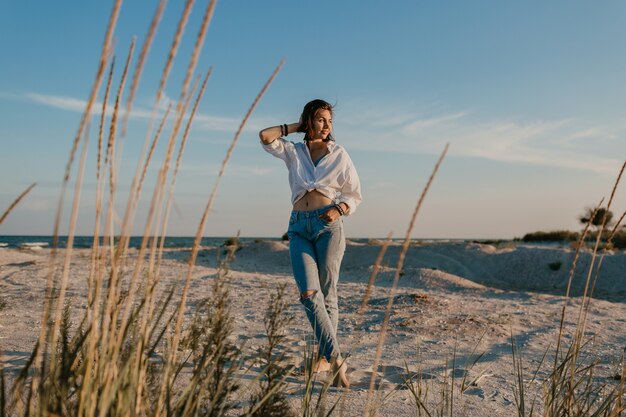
[547, 261, 562, 271]
[522, 207, 626, 249]
[579, 206, 614, 229]
[612, 230, 626, 249]
[522, 230, 579, 243]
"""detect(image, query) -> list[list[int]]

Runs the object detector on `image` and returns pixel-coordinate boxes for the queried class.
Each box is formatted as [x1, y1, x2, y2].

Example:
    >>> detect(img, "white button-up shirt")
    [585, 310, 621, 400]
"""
[262, 138, 362, 215]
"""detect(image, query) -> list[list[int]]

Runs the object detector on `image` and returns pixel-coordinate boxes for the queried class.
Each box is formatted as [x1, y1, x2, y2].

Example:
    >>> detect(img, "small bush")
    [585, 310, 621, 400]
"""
[222, 236, 240, 247]
[612, 231, 626, 249]
[222, 236, 242, 254]
[522, 230, 579, 242]
[548, 261, 562, 271]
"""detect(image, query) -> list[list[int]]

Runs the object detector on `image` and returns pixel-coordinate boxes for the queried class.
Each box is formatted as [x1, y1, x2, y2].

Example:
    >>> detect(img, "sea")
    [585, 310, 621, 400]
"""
[0, 235, 286, 250]
[0, 235, 464, 250]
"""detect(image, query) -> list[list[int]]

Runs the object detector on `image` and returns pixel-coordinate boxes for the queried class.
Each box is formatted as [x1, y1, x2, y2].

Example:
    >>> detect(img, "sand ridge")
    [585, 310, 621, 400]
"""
[1, 241, 625, 416]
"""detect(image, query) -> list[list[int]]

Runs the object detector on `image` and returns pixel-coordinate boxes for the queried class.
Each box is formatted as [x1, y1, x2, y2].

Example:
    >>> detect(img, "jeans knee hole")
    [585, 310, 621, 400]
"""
[300, 290, 317, 301]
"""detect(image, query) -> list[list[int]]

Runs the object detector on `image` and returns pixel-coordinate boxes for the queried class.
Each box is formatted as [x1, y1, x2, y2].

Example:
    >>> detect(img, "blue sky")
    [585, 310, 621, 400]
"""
[1, 1, 625, 239]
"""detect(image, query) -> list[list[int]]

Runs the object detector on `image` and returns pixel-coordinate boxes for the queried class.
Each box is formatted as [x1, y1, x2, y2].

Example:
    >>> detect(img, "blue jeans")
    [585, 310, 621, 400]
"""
[287, 204, 346, 361]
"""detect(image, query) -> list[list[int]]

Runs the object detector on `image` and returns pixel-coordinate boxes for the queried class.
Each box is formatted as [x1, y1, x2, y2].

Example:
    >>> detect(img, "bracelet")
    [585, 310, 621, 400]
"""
[280, 124, 285, 137]
[334, 204, 345, 216]
[283, 124, 289, 136]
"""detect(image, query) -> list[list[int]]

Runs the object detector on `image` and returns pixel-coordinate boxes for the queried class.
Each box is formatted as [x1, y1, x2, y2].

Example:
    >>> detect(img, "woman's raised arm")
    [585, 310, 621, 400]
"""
[259, 122, 300, 144]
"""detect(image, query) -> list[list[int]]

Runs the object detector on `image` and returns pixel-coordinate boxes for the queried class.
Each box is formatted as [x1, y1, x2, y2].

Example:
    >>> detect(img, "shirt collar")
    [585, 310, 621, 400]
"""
[301, 139, 337, 152]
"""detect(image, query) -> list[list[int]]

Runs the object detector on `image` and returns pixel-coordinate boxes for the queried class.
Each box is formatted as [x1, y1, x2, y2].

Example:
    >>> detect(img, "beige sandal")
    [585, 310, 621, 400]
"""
[332, 358, 350, 388]
[313, 357, 331, 373]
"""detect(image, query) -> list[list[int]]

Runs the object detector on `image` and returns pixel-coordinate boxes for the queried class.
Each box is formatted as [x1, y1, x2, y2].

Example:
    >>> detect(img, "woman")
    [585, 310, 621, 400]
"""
[259, 99, 361, 388]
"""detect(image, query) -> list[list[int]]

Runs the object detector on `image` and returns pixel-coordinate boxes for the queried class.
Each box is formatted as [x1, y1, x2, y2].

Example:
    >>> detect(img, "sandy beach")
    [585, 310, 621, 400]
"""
[1, 240, 625, 416]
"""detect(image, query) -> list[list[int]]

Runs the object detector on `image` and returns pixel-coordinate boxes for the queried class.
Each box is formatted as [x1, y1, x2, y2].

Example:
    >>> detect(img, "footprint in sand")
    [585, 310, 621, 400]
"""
[348, 365, 437, 391]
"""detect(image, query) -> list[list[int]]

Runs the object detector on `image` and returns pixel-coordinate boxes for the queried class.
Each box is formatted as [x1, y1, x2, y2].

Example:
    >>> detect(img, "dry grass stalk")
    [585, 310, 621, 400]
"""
[117, 0, 192, 241]
[114, 0, 199, 263]
[155, 60, 284, 413]
[100, 5, 218, 394]
[61, 0, 122, 184]
[137, 102, 173, 195]
[585, 207, 626, 314]
[157, 0, 194, 103]
[86, 56, 116, 329]
[155, 68, 212, 277]
[105, 37, 138, 193]
[43, 38, 135, 406]
[575, 161, 625, 337]
[90, 57, 115, 294]
[553, 199, 600, 369]
[359, 232, 393, 314]
[81, 41, 137, 414]
[195, 58, 285, 236]
[101, 40, 135, 257]
[0, 182, 36, 226]
[364, 143, 449, 416]
[132, 74, 205, 404]
[114, 0, 215, 274]
[566, 162, 625, 368]
[29, 2, 122, 409]
[145, 74, 200, 278]
[97, 58, 116, 191]
[78, 57, 117, 417]
[540, 162, 626, 416]
[7, 3, 293, 417]
[111, 0, 192, 261]
[112, 72, 200, 359]
[344, 232, 392, 397]
[122, 0, 166, 138]
[179, 0, 216, 104]
[45, 120, 92, 409]
[248, 284, 296, 417]
[105, 37, 136, 178]
[97, 37, 135, 331]
[52, 0, 121, 248]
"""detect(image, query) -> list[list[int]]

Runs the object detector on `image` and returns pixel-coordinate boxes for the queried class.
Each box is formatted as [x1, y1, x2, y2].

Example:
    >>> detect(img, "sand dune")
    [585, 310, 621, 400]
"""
[1, 241, 625, 416]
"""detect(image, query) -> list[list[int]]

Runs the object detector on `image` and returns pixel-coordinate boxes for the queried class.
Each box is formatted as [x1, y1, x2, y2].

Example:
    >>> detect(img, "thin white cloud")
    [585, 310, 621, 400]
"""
[179, 163, 277, 177]
[401, 112, 468, 134]
[26, 93, 87, 113]
[20, 91, 625, 175]
[339, 103, 625, 175]
[21, 91, 262, 133]
[449, 120, 619, 174]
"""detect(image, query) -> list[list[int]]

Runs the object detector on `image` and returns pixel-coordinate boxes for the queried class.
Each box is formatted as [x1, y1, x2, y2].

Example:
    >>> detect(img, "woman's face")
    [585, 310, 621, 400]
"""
[309, 109, 332, 140]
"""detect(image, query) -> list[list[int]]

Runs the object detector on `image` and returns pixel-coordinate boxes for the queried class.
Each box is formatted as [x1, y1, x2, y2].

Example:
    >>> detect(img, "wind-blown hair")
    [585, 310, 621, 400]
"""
[297, 99, 335, 142]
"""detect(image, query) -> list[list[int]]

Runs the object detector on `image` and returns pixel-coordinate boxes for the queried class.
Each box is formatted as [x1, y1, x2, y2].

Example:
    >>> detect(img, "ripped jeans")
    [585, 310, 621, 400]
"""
[287, 204, 346, 361]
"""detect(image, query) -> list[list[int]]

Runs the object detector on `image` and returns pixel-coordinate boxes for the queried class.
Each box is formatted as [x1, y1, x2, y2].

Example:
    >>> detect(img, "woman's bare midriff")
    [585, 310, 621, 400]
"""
[293, 190, 332, 211]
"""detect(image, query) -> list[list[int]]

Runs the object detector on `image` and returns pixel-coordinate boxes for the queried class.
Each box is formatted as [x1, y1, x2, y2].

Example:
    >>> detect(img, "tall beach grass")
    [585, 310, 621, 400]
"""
[1, 1, 625, 416]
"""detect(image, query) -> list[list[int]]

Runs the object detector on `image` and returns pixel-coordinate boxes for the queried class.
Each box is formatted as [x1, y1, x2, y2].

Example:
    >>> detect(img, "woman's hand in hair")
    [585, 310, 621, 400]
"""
[259, 122, 300, 144]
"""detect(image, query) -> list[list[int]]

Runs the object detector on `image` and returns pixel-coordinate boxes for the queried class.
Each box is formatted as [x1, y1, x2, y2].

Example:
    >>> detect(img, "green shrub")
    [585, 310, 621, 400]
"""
[522, 230, 579, 242]
[611, 231, 626, 249]
[222, 237, 240, 247]
[548, 261, 562, 271]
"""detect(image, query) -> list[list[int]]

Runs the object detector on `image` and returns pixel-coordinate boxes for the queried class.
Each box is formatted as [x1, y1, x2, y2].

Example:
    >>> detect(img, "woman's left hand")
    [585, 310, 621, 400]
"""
[320, 207, 341, 223]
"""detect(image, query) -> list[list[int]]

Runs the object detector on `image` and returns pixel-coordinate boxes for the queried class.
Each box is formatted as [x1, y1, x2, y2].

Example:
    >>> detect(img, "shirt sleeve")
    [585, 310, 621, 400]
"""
[337, 156, 362, 216]
[261, 137, 291, 165]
